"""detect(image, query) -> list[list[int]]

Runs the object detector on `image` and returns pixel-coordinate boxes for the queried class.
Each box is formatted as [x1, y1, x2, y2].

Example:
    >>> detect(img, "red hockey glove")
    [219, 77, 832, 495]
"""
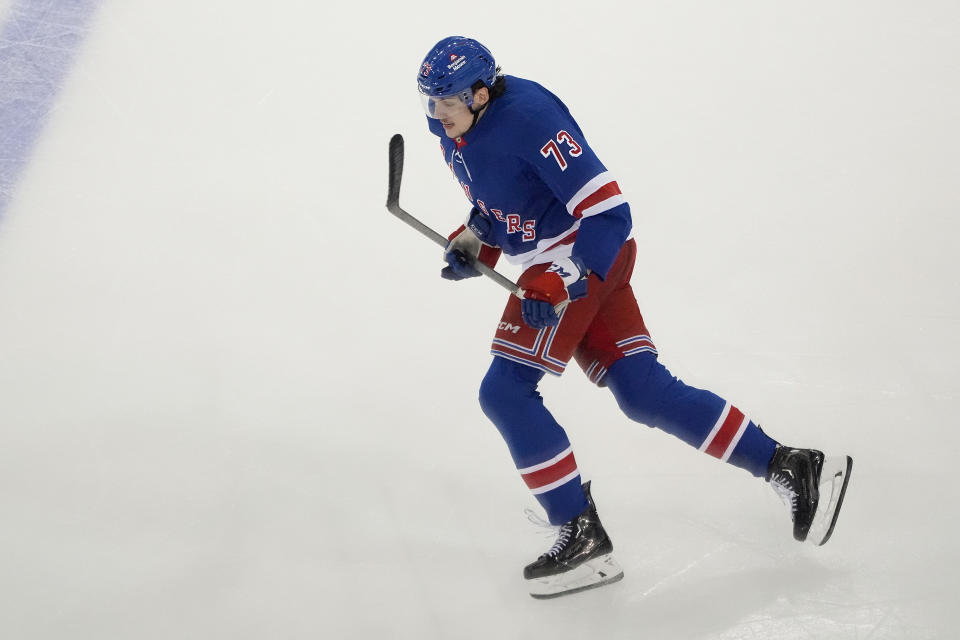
[521, 256, 588, 328]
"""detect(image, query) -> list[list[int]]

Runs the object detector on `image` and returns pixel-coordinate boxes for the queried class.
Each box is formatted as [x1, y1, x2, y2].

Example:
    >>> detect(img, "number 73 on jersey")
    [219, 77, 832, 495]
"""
[540, 130, 582, 171]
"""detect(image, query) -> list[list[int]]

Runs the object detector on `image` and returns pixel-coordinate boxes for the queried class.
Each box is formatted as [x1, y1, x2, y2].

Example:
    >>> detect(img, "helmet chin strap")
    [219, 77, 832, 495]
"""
[462, 101, 489, 136]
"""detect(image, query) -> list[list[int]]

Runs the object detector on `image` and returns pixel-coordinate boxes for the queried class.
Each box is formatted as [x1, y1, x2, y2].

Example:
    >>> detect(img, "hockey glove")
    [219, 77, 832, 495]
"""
[441, 210, 500, 281]
[464, 206, 494, 244]
[521, 256, 589, 329]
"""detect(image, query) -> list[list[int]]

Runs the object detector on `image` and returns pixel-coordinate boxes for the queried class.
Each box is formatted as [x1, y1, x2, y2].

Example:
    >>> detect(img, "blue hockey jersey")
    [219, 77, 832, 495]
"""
[427, 75, 632, 279]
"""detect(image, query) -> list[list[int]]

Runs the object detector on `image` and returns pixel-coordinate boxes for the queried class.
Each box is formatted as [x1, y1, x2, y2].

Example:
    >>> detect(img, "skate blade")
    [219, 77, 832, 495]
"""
[528, 553, 624, 599]
[808, 455, 853, 545]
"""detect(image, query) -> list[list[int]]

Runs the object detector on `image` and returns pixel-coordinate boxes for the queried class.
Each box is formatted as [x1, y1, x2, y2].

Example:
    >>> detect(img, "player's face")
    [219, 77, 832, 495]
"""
[431, 96, 474, 138]
[421, 87, 489, 138]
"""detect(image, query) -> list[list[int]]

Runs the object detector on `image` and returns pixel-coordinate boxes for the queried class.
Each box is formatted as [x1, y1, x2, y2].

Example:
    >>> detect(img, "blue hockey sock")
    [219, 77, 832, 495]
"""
[479, 356, 589, 524]
[605, 352, 778, 477]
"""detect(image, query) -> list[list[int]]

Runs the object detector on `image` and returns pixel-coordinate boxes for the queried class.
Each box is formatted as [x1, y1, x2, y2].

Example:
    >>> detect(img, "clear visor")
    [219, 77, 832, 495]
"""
[420, 89, 474, 119]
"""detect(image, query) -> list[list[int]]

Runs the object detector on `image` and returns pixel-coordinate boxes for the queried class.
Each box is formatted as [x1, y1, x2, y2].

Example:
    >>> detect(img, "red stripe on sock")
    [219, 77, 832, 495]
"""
[522, 452, 578, 490]
[705, 406, 745, 459]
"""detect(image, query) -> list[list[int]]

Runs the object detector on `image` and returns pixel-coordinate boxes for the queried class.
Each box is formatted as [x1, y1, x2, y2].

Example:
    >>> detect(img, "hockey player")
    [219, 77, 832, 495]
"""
[415, 36, 853, 599]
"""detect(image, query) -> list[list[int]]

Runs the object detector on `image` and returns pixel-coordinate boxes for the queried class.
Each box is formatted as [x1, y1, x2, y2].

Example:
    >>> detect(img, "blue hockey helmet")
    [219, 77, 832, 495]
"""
[417, 36, 497, 113]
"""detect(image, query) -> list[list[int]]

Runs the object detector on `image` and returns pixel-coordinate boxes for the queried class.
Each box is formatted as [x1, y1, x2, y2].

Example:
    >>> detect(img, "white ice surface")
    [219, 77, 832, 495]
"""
[0, 2, 958, 639]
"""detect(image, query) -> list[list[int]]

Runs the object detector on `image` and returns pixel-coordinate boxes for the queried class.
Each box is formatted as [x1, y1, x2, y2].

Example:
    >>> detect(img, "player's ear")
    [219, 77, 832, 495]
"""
[475, 86, 490, 107]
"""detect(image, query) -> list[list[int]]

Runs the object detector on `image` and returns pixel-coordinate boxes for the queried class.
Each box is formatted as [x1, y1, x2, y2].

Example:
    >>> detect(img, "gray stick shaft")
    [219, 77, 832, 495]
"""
[386, 133, 521, 297]
[386, 200, 521, 295]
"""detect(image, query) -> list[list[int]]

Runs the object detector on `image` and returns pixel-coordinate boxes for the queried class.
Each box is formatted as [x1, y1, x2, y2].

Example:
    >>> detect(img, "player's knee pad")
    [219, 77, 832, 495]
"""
[478, 356, 546, 427]
[605, 352, 679, 426]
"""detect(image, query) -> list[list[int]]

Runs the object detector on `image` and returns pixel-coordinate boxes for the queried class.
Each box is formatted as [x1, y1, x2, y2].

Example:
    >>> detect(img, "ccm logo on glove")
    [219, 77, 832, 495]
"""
[521, 256, 588, 329]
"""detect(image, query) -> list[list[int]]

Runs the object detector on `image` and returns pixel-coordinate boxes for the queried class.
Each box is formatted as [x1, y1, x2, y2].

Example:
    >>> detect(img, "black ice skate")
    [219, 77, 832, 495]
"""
[766, 446, 853, 545]
[523, 481, 624, 599]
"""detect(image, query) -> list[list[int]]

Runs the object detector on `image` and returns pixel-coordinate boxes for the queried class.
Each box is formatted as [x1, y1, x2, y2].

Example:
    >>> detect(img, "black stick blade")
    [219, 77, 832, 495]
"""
[386, 133, 404, 211]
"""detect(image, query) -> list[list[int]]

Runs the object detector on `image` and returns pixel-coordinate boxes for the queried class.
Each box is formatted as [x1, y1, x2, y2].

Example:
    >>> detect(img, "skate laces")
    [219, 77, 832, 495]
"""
[769, 472, 798, 511]
[524, 508, 573, 558]
[545, 523, 574, 558]
[524, 507, 554, 530]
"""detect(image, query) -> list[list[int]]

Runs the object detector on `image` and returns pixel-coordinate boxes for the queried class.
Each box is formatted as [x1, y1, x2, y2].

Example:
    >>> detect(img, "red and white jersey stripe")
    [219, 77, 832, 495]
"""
[566, 171, 626, 219]
[518, 446, 580, 495]
[699, 402, 751, 462]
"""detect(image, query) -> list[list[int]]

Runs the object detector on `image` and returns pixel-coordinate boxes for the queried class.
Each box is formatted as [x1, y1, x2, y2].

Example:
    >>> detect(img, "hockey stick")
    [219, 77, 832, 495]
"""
[386, 133, 521, 296]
